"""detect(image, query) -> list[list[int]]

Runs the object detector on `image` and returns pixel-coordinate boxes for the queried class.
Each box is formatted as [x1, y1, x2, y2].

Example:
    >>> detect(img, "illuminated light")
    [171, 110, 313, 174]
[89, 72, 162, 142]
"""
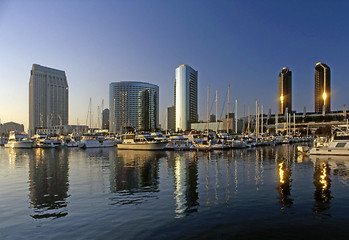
[279, 162, 284, 184]
[280, 95, 284, 102]
[323, 92, 327, 101]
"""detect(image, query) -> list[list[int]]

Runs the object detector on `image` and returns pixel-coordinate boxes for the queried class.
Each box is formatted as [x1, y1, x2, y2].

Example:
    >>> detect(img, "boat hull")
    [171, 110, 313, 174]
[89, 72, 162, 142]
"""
[310, 148, 349, 156]
[79, 140, 115, 148]
[5, 141, 33, 149]
[117, 142, 168, 150]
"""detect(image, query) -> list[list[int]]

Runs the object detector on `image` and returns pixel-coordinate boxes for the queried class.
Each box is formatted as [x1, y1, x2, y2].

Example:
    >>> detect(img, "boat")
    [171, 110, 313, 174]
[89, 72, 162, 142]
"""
[32, 133, 55, 148]
[166, 135, 192, 150]
[78, 134, 114, 148]
[62, 136, 79, 147]
[4, 131, 34, 149]
[310, 134, 349, 156]
[117, 133, 168, 150]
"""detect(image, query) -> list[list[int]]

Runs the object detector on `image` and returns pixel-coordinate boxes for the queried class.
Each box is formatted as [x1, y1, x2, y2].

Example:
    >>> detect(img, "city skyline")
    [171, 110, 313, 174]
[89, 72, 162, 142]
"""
[1, 1, 349, 130]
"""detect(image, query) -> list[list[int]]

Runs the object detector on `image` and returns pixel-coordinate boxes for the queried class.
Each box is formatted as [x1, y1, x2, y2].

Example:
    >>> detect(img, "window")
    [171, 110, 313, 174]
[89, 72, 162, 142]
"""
[336, 142, 346, 148]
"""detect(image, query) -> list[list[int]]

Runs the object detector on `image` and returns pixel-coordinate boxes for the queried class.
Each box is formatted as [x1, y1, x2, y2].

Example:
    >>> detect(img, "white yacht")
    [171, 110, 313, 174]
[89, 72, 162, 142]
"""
[32, 134, 55, 148]
[5, 131, 34, 149]
[310, 134, 349, 156]
[117, 133, 168, 150]
[78, 134, 114, 148]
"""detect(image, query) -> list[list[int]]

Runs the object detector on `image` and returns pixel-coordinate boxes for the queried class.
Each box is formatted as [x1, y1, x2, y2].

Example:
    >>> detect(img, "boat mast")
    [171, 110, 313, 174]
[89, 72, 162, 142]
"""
[216, 90, 218, 133]
[235, 99, 238, 134]
[207, 86, 210, 136]
[293, 112, 296, 135]
[248, 106, 250, 135]
[89, 98, 92, 132]
[275, 113, 278, 134]
[227, 85, 230, 134]
[255, 101, 258, 138]
[261, 104, 263, 135]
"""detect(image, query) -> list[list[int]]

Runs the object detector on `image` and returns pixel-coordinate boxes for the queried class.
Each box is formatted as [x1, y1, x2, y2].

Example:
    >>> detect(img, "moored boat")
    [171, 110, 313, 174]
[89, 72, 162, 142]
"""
[5, 131, 33, 149]
[310, 134, 349, 156]
[78, 134, 114, 148]
[117, 133, 168, 150]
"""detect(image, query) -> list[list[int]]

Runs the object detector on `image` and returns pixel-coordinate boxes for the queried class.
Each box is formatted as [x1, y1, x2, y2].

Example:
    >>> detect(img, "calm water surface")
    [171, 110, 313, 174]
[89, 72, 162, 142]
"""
[1, 145, 349, 239]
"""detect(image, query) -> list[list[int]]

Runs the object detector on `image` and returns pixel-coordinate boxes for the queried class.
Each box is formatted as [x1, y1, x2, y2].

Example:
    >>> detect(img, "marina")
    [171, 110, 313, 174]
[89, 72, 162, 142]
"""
[1, 143, 349, 239]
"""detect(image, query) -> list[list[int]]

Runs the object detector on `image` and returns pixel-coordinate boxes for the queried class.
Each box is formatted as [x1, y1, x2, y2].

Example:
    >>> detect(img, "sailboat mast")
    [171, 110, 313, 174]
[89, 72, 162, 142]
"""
[261, 104, 263, 135]
[207, 86, 210, 136]
[255, 100, 258, 137]
[216, 90, 218, 133]
[235, 99, 238, 134]
[227, 85, 230, 134]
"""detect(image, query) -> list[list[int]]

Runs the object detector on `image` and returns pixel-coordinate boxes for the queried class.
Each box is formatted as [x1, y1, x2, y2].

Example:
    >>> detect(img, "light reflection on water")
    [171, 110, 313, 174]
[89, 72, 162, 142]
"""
[1, 145, 349, 239]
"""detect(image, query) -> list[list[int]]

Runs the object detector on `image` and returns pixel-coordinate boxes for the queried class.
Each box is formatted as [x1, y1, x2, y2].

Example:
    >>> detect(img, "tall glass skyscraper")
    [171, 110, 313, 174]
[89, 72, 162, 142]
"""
[29, 64, 68, 135]
[109, 81, 159, 133]
[175, 64, 198, 131]
[315, 62, 331, 113]
[278, 67, 292, 115]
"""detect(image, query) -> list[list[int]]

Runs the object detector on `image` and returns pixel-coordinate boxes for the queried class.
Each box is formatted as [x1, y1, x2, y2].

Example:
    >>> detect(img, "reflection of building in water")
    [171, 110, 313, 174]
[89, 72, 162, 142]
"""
[109, 151, 162, 204]
[173, 152, 199, 218]
[276, 160, 293, 209]
[28, 149, 69, 219]
[313, 160, 332, 213]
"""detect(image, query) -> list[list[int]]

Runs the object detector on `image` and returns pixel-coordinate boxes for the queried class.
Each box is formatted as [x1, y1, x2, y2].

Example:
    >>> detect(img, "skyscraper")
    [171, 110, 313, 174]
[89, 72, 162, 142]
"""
[109, 81, 159, 133]
[175, 64, 198, 131]
[102, 108, 110, 129]
[29, 64, 68, 135]
[278, 67, 292, 115]
[315, 62, 331, 113]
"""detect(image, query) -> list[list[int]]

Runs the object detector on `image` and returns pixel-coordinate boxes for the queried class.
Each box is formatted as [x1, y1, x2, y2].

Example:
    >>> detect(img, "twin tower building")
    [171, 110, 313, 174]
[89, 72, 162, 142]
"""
[279, 62, 331, 115]
[28, 62, 330, 134]
[108, 64, 198, 133]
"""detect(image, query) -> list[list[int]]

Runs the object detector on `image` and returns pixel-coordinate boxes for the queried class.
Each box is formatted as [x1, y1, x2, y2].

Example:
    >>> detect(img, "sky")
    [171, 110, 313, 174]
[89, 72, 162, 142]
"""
[0, 0, 349, 130]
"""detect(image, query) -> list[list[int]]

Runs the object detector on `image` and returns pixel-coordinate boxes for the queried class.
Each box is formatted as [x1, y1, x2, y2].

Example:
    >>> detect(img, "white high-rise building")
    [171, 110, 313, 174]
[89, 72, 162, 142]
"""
[175, 64, 198, 131]
[29, 64, 68, 135]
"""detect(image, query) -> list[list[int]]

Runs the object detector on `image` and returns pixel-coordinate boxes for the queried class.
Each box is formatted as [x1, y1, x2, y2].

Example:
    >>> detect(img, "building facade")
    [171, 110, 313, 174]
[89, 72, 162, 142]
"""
[315, 62, 331, 113]
[278, 67, 292, 115]
[0, 122, 24, 136]
[175, 64, 198, 131]
[109, 81, 159, 133]
[29, 64, 68, 135]
[102, 108, 110, 129]
[167, 106, 175, 131]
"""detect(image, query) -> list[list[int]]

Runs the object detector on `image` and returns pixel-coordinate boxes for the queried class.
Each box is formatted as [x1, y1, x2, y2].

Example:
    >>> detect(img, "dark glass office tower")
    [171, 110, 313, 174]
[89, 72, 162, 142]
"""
[278, 67, 292, 115]
[315, 62, 331, 113]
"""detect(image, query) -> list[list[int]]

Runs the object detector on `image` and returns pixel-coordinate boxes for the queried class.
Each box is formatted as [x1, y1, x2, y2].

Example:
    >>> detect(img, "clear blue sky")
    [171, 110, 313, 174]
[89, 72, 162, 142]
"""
[1, 0, 348, 130]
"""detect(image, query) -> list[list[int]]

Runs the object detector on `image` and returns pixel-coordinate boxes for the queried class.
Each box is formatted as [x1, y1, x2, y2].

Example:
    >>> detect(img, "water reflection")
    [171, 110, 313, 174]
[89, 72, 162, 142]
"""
[313, 158, 332, 214]
[276, 159, 293, 209]
[28, 148, 69, 219]
[109, 150, 165, 205]
[172, 152, 199, 218]
[7, 148, 31, 168]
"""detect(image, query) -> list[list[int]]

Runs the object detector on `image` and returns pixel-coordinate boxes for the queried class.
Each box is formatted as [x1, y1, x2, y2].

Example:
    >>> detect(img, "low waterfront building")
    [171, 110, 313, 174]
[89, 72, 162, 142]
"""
[36, 125, 89, 135]
[0, 122, 25, 136]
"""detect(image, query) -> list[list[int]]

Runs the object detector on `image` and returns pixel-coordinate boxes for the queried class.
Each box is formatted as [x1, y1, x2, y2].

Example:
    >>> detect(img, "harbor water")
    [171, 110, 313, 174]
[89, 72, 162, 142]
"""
[1, 145, 349, 239]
